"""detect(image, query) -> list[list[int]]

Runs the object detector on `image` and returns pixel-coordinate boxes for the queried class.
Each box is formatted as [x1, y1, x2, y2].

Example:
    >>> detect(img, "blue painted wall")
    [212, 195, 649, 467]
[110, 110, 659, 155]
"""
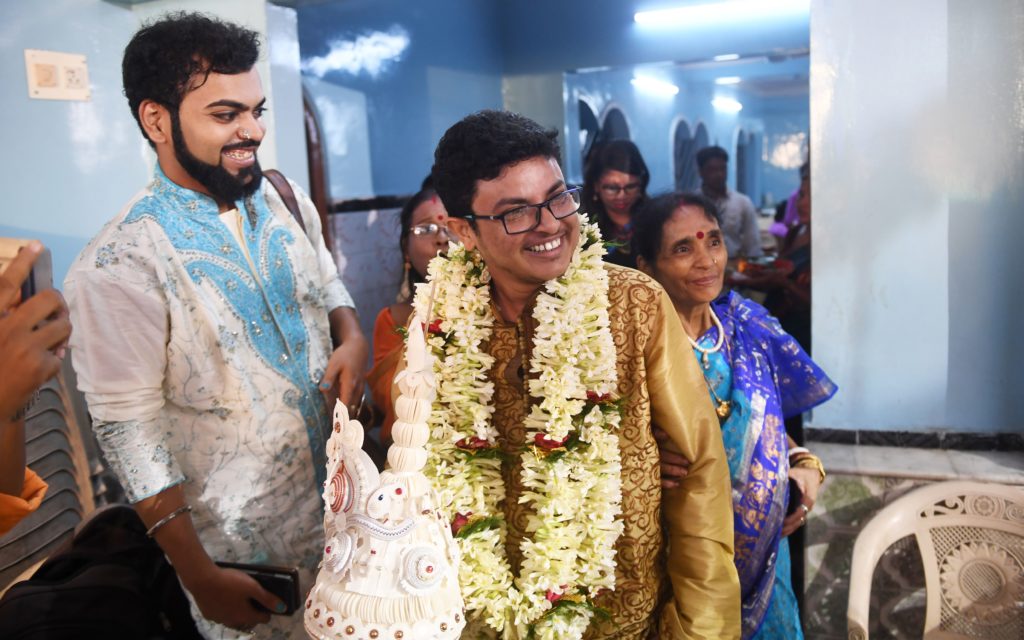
[296, 0, 810, 200]
[0, 1, 147, 286]
[297, 0, 505, 197]
[756, 94, 809, 207]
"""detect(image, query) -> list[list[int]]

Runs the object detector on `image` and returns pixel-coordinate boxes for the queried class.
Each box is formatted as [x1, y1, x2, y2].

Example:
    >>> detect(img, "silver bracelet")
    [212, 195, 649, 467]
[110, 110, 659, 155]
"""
[788, 446, 810, 458]
[146, 505, 193, 537]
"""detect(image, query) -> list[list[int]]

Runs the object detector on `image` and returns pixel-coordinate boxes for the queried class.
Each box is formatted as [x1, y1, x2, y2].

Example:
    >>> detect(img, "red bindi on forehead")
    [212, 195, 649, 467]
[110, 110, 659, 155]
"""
[696, 231, 705, 239]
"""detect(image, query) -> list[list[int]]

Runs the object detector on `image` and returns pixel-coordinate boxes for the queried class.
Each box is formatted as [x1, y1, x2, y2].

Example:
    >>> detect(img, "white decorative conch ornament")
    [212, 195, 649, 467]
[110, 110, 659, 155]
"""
[305, 317, 465, 639]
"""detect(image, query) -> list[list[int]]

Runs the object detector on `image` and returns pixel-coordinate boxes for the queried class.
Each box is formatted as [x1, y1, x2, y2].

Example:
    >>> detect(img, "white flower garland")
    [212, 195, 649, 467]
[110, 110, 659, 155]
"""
[413, 221, 623, 639]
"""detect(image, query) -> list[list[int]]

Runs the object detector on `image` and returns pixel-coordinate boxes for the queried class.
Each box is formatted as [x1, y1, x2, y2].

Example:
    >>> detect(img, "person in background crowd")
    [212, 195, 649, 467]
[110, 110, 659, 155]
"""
[759, 161, 812, 351]
[64, 13, 367, 636]
[582, 139, 650, 267]
[697, 145, 763, 259]
[634, 192, 835, 639]
[368, 178, 450, 445]
[0, 242, 70, 536]
[768, 161, 810, 245]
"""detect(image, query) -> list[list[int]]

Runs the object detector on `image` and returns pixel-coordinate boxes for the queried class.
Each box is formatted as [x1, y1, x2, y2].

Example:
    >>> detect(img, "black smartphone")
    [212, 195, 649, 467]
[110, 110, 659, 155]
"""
[786, 480, 804, 516]
[214, 561, 301, 615]
[21, 246, 53, 301]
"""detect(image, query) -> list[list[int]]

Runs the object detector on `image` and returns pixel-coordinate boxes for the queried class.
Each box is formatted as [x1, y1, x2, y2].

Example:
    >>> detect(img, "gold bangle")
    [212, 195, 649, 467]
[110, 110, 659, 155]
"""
[792, 454, 826, 484]
[146, 505, 193, 537]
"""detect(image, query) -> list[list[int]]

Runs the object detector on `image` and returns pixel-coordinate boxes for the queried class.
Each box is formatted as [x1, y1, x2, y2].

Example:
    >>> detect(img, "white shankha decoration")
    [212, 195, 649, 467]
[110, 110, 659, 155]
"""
[304, 317, 465, 640]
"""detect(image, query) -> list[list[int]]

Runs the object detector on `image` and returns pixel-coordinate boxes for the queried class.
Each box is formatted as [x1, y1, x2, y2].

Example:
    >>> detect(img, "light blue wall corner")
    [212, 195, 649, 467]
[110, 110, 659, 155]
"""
[0, 1, 149, 286]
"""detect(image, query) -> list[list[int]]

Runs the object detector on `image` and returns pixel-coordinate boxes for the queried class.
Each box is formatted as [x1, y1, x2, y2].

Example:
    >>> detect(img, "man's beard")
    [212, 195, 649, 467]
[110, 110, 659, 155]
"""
[170, 111, 262, 204]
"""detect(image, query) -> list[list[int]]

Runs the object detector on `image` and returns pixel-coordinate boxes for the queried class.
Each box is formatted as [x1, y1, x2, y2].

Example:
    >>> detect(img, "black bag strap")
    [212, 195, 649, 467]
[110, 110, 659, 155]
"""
[263, 169, 307, 237]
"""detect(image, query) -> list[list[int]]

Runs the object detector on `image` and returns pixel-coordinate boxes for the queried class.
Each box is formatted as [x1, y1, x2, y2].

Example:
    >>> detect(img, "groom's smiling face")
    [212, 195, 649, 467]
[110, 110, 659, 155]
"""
[448, 156, 580, 295]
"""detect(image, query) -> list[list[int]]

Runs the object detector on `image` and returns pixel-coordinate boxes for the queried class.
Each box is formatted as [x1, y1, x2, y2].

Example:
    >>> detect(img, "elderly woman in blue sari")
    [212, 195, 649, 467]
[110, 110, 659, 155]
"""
[633, 192, 836, 639]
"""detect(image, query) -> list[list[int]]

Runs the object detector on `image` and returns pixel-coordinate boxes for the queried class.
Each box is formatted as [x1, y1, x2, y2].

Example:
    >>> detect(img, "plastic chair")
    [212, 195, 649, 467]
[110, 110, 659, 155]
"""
[847, 480, 1024, 639]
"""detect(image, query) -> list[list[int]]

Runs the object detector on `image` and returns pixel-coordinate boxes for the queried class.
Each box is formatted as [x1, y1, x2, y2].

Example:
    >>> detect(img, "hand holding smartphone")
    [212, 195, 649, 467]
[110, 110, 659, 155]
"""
[214, 561, 301, 615]
[0, 239, 67, 420]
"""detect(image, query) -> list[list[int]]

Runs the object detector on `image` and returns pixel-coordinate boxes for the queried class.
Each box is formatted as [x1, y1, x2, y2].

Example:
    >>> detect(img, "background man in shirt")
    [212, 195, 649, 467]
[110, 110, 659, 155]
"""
[698, 145, 764, 259]
[65, 13, 367, 636]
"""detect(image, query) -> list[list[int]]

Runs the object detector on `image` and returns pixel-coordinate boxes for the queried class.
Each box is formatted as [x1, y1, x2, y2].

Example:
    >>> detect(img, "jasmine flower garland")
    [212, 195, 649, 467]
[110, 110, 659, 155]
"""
[413, 221, 624, 639]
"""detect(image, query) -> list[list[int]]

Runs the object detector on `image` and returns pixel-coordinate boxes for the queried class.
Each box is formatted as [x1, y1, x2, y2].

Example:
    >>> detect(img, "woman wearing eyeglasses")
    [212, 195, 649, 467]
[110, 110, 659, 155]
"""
[582, 139, 651, 268]
[367, 178, 452, 445]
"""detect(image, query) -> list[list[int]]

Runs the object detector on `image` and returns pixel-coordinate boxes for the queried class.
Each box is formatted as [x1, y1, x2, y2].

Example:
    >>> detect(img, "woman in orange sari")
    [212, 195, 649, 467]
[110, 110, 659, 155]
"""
[367, 182, 450, 445]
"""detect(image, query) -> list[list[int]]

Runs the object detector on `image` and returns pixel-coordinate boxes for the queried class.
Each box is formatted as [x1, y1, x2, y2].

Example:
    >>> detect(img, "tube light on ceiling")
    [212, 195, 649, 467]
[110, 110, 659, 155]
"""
[713, 53, 741, 62]
[631, 75, 680, 97]
[712, 97, 743, 113]
[635, 0, 810, 26]
[715, 76, 742, 85]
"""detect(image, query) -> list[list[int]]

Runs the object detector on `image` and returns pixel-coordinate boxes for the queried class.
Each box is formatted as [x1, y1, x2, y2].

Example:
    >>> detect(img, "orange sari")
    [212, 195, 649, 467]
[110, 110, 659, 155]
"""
[367, 307, 405, 443]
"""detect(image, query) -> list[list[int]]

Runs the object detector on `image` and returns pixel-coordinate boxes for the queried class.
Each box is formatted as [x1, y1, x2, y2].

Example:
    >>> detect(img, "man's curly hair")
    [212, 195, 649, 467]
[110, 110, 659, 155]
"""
[431, 110, 561, 219]
[122, 12, 261, 146]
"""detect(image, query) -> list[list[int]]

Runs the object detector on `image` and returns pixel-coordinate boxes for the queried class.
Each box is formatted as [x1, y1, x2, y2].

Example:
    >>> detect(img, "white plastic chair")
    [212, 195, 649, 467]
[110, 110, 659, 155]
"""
[847, 480, 1024, 639]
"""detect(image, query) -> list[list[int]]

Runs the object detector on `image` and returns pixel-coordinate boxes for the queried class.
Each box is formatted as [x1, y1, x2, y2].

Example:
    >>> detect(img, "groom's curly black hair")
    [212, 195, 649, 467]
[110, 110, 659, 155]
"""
[431, 110, 561, 220]
[122, 12, 261, 147]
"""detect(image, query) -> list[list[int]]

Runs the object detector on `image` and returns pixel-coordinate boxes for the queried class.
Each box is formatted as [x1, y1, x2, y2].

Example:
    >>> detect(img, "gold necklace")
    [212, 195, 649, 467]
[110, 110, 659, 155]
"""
[691, 315, 732, 422]
[706, 376, 732, 422]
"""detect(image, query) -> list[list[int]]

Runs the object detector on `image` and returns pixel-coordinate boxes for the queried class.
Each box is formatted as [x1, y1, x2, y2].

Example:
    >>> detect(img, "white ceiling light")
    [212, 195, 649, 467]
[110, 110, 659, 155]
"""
[635, 0, 810, 26]
[715, 76, 742, 85]
[631, 75, 680, 97]
[713, 53, 741, 62]
[712, 97, 744, 113]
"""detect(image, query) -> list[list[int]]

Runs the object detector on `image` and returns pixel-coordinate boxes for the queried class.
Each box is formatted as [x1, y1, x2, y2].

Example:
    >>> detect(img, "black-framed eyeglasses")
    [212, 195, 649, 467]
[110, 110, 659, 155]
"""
[410, 223, 450, 237]
[599, 182, 642, 196]
[465, 187, 582, 235]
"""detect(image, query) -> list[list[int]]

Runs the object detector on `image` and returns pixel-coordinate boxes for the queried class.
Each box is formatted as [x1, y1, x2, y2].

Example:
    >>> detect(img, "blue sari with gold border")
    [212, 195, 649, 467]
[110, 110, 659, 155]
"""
[695, 292, 836, 639]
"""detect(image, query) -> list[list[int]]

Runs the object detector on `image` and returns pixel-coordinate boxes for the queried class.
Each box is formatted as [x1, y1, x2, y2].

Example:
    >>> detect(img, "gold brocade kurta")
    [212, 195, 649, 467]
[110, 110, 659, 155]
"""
[478, 265, 740, 640]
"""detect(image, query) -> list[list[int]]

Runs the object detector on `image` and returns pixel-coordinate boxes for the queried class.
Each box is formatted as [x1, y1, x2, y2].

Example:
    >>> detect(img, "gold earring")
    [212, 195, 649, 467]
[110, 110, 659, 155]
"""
[397, 260, 412, 302]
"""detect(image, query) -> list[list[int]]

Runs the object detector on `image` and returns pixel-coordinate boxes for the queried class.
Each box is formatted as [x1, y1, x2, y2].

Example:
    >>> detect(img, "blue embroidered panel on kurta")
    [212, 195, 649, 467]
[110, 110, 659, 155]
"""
[121, 167, 327, 485]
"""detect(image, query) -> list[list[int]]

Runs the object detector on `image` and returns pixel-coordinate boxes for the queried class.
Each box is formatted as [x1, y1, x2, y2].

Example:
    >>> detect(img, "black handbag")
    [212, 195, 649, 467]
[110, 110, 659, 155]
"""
[0, 504, 201, 639]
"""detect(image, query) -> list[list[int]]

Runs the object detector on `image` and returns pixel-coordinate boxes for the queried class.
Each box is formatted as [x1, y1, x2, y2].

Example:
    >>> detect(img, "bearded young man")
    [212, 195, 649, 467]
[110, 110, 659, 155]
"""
[64, 13, 367, 637]
[419, 110, 740, 639]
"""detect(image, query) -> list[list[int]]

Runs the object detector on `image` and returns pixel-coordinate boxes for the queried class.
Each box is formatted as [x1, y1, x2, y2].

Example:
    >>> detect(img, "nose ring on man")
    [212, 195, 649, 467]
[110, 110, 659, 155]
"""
[241, 128, 251, 140]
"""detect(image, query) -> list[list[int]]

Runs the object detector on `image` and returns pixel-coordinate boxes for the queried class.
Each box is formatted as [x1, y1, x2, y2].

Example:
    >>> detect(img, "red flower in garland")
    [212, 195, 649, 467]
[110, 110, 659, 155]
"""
[455, 436, 490, 450]
[451, 512, 472, 536]
[534, 433, 569, 450]
[586, 391, 612, 403]
[427, 319, 444, 335]
[545, 585, 569, 603]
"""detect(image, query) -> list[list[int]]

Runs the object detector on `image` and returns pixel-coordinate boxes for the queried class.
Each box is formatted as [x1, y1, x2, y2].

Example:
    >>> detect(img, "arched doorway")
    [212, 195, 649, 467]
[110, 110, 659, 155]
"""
[303, 92, 332, 247]
[578, 100, 600, 172]
[673, 119, 695, 191]
[597, 107, 630, 143]
[736, 128, 751, 195]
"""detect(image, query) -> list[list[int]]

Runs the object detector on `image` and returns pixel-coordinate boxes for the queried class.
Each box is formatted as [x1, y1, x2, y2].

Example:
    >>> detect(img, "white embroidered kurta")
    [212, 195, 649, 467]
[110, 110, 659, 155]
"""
[65, 167, 352, 638]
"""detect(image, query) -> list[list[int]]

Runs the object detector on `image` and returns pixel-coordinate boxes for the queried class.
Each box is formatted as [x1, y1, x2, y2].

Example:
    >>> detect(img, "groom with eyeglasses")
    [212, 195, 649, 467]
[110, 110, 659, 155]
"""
[433, 110, 740, 639]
